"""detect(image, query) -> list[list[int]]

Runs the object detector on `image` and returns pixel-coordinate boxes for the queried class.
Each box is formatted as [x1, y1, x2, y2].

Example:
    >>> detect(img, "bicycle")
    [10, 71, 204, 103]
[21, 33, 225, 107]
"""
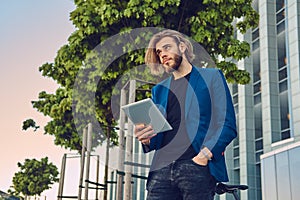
[215, 182, 248, 200]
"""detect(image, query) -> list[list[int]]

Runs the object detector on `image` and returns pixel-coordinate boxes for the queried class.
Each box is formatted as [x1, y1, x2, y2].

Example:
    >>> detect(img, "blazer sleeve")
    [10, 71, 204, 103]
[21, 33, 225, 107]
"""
[141, 86, 157, 153]
[202, 69, 237, 161]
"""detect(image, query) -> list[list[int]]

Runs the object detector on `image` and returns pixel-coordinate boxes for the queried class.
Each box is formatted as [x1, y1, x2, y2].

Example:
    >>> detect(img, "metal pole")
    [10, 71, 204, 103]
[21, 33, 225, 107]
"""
[103, 127, 110, 200]
[232, 190, 240, 200]
[124, 80, 136, 200]
[57, 154, 67, 200]
[84, 123, 93, 200]
[96, 155, 100, 200]
[78, 128, 87, 200]
[116, 88, 127, 200]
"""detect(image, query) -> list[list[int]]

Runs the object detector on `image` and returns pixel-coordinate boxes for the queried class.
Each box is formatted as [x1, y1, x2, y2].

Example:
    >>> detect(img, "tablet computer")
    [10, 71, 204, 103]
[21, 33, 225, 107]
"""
[121, 98, 172, 133]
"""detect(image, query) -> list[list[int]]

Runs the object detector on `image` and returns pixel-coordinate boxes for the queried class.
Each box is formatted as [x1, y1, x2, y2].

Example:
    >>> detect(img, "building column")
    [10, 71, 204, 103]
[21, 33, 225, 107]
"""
[259, 0, 281, 152]
[287, 0, 300, 140]
[237, 30, 256, 200]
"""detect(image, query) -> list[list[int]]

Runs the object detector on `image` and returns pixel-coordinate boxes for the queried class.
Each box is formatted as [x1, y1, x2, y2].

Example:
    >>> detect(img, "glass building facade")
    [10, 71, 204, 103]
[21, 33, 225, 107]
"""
[218, 0, 300, 200]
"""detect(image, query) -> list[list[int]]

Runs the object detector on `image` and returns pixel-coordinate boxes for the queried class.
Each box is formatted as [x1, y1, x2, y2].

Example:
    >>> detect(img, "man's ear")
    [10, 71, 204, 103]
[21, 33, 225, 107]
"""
[179, 42, 187, 53]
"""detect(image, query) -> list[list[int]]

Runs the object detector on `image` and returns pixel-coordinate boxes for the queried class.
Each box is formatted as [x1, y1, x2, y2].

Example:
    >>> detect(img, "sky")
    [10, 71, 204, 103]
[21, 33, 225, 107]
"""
[0, 0, 83, 198]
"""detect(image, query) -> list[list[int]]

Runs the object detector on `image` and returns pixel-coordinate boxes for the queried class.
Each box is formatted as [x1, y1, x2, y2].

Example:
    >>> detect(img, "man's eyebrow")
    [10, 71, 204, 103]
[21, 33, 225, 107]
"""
[162, 43, 171, 48]
[156, 43, 171, 50]
[155, 43, 172, 55]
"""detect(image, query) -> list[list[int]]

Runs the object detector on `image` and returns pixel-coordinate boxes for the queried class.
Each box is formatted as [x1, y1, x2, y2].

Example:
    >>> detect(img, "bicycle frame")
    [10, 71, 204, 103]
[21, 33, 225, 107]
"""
[215, 182, 248, 200]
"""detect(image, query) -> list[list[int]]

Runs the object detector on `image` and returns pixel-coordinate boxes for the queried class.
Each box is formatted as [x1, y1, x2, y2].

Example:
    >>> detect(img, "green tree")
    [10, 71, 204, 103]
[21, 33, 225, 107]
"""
[9, 157, 59, 199]
[27, 0, 258, 151]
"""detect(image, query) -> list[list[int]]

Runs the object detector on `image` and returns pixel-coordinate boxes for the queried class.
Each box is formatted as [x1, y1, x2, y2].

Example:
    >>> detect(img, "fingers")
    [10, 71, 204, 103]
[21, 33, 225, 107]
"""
[134, 124, 156, 143]
[140, 138, 150, 146]
[192, 156, 208, 166]
[134, 124, 146, 137]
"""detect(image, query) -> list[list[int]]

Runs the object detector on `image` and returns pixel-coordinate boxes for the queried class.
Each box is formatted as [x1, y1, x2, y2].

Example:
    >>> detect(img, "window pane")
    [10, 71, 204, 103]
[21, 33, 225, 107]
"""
[233, 95, 238, 104]
[252, 39, 260, 50]
[234, 147, 239, 157]
[276, 9, 285, 23]
[252, 28, 259, 40]
[277, 22, 285, 34]
[234, 158, 240, 169]
[254, 93, 261, 104]
[234, 169, 240, 184]
[252, 51, 261, 82]
[276, 0, 285, 12]
[279, 81, 287, 92]
[255, 140, 263, 151]
[256, 151, 263, 163]
[277, 30, 286, 69]
[256, 163, 262, 200]
[232, 84, 238, 94]
[256, 164, 261, 177]
[233, 136, 239, 146]
[234, 105, 239, 114]
[279, 67, 287, 81]
[254, 104, 263, 139]
[253, 0, 259, 12]
[281, 130, 290, 140]
[255, 129, 262, 139]
[272, 132, 281, 143]
[254, 82, 261, 94]
[280, 92, 290, 131]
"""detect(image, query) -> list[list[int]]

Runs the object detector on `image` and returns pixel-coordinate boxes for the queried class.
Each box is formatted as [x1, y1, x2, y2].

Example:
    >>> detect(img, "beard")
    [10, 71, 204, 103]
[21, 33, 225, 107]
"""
[164, 53, 183, 73]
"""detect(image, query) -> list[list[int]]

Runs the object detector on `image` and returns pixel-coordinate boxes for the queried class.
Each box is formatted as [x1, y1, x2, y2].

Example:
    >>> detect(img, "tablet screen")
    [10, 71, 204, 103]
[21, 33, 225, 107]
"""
[121, 98, 172, 133]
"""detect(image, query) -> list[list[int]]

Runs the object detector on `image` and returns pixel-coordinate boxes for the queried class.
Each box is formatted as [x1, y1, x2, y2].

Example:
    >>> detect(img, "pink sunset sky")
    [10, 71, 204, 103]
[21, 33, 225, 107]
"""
[0, 0, 80, 198]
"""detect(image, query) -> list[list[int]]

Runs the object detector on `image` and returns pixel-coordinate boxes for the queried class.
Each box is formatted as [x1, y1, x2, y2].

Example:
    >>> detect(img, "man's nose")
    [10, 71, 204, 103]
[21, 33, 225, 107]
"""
[160, 49, 168, 58]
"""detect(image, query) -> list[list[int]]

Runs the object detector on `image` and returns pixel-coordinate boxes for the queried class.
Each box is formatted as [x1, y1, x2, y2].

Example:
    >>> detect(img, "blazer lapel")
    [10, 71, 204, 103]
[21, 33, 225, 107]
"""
[185, 66, 200, 119]
[156, 77, 171, 116]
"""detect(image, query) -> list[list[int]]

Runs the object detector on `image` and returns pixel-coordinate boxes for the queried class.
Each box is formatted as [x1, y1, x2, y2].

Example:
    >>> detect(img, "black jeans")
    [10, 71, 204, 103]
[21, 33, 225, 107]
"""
[146, 159, 216, 200]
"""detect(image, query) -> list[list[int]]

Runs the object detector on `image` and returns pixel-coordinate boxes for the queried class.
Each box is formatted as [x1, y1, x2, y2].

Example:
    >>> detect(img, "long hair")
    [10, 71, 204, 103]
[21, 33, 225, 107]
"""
[145, 29, 195, 75]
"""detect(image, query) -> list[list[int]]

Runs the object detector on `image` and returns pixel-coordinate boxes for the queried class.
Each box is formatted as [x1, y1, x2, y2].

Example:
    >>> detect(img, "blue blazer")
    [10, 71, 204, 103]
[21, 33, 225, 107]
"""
[144, 66, 237, 182]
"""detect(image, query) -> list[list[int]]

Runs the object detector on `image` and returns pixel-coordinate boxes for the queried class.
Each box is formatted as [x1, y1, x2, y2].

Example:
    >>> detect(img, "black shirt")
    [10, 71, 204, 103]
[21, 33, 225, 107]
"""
[160, 72, 197, 160]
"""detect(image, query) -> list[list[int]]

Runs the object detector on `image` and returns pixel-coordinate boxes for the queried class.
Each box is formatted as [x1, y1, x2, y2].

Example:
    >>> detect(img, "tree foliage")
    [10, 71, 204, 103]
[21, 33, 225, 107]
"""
[9, 157, 59, 198]
[22, 119, 40, 132]
[25, 0, 259, 151]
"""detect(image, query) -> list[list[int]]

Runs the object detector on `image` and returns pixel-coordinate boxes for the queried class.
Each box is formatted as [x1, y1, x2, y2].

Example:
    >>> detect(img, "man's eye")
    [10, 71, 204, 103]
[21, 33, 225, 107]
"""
[156, 50, 161, 55]
[164, 45, 171, 50]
